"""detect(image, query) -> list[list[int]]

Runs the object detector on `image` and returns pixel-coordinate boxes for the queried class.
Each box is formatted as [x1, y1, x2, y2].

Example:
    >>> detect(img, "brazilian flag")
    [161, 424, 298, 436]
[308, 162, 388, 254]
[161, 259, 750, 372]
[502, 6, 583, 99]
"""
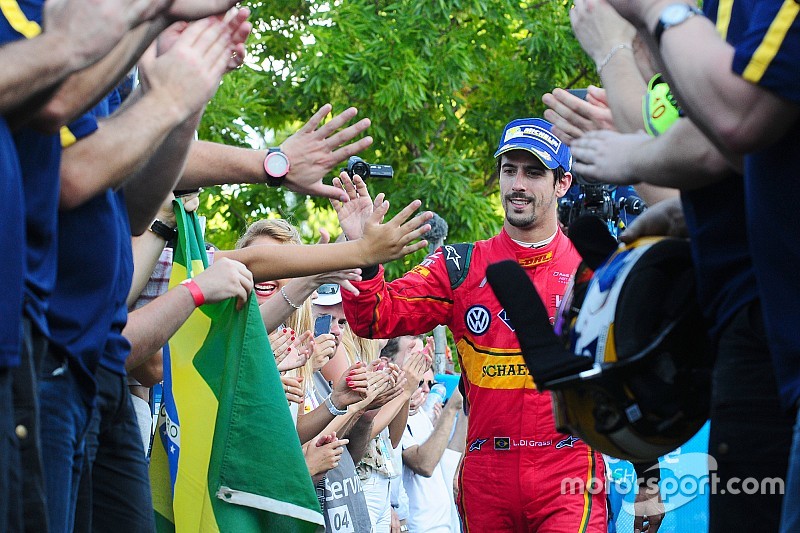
[150, 202, 323, 532]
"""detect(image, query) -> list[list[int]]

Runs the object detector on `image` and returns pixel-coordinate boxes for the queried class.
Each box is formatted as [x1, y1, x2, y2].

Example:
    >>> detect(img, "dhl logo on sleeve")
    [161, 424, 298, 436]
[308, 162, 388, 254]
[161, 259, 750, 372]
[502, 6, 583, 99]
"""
[410, 265, 431, 278]
[518, 251, 553, 269]
[457, 337, 536, 390]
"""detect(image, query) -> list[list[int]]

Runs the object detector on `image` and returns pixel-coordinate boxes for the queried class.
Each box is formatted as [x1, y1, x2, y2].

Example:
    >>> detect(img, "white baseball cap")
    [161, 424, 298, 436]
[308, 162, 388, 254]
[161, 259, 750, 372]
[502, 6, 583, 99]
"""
[314, 283, 342, 306]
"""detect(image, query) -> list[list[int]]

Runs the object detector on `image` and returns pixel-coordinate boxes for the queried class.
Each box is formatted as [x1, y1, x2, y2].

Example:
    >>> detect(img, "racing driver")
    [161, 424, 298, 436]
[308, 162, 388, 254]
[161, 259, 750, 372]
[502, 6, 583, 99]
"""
[334, 118, 607, 532]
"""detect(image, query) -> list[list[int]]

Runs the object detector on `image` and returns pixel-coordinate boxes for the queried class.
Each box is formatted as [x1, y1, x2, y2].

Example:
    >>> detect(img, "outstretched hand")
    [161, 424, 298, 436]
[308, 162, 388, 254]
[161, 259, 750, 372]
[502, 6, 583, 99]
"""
[331, 172, 374, 240]
[280, 105, 373, 201]
[357, 197, 433, 265]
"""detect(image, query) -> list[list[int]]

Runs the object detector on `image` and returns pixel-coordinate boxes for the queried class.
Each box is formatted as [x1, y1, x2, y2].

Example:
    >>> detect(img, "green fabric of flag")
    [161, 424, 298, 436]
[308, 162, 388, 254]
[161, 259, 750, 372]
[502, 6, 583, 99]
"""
[151, 201, 323, 532]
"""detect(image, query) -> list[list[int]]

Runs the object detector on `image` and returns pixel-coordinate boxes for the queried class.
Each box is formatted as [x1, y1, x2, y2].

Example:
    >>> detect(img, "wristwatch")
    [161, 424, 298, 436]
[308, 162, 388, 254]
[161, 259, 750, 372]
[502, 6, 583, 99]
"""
[654, 3, 704, 46]
[149, 219, 177, 242]
[263, 147, 290, 187]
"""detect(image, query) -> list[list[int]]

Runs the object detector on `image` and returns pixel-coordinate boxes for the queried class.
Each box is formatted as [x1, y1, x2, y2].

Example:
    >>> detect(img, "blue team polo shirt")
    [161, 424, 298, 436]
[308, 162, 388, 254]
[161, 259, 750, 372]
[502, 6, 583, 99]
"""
[674, 0, 759, 342]
[47, 91, 132, 405]
[726, 1, 800, 407]
[0, 117, 25, 368]
[0, 0, 61, 339]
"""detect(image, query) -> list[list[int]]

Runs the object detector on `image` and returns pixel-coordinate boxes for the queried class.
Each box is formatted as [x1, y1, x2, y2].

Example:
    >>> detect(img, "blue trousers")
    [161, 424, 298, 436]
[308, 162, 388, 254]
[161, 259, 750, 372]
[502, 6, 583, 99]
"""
[74, 366, 154, 533]
[39, 347, 90, 533]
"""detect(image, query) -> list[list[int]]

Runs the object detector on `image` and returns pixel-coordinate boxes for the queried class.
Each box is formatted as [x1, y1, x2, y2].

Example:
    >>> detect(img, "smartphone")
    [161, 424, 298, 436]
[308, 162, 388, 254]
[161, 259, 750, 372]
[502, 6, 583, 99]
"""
[314, 314, 333, 337]
[567, 88, 589, 101]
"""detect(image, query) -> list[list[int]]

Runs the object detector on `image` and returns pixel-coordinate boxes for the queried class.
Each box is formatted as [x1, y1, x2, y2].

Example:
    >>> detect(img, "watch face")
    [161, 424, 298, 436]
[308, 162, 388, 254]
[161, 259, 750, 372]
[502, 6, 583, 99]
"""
[662, 3, 691, 24]
[265, 152, 290, 177]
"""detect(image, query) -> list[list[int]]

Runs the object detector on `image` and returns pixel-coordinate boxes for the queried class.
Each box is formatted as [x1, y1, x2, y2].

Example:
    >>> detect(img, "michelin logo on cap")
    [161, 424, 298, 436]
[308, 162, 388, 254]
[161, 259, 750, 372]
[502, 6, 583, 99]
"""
[503, 125, 562, 152]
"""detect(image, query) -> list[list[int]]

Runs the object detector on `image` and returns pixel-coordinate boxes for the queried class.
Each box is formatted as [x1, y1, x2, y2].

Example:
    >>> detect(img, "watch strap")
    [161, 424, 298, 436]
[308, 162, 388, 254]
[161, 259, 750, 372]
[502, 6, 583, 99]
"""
[180, 278, 206, 307]
[655, 4, 703, 46]
[149, 219, 177, 241]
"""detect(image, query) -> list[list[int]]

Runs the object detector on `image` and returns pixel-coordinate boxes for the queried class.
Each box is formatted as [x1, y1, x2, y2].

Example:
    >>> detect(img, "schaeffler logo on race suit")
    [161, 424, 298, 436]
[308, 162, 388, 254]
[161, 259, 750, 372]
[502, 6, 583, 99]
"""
[465, 305, 491, 335]
[481, 363, 529, 378]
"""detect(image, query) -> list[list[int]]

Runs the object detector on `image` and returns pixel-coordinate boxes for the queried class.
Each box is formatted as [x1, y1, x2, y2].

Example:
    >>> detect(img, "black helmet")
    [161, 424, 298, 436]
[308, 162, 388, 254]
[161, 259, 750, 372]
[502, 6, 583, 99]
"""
[487, 222, 711, 462]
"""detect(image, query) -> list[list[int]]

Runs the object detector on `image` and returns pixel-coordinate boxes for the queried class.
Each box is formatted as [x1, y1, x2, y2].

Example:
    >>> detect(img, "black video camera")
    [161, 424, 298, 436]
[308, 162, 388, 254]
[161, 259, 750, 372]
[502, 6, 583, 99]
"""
[559, 174, 647, 239]
[345, 156, 393, 179]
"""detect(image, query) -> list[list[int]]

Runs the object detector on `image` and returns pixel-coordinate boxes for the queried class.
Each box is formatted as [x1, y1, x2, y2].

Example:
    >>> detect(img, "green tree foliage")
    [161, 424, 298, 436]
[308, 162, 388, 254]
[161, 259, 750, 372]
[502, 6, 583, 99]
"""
[200, 0, 594, 279]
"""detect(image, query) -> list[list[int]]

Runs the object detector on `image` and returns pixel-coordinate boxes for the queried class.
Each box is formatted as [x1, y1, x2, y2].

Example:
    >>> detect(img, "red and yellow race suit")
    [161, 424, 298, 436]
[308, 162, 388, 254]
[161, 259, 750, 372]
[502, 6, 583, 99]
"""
[343, 228, 606, 532]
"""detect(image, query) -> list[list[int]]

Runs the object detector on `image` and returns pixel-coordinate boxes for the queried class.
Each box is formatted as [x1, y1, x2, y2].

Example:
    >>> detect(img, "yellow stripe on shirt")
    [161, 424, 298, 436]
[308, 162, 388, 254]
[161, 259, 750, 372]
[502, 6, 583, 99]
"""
[716, 0, 734, 40]
[0, 0, 41, 38]
[60, 126, 77, 148]
[742, 0, 800, 83]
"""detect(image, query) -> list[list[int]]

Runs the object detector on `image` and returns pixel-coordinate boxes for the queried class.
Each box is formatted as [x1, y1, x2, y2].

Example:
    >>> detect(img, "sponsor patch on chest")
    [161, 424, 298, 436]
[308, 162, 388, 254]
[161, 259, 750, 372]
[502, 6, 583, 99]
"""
[464, 305, 491, 335]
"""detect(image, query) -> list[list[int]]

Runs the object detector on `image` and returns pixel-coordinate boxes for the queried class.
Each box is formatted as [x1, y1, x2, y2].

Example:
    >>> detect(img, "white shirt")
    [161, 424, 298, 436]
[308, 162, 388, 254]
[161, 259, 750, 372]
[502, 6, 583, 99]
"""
[401, 411, 453, 532]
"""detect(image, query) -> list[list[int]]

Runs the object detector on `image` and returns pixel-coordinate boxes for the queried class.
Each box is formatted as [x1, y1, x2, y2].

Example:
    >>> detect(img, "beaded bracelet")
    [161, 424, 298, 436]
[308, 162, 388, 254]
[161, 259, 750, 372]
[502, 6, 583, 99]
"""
[596, 43, 632, 76]
[280, 286, 302, 310]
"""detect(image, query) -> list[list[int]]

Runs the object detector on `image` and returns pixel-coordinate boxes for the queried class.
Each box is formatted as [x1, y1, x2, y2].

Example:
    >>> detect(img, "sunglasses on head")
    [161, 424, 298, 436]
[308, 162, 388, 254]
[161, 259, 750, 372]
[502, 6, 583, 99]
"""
[318, 284, 340, 295]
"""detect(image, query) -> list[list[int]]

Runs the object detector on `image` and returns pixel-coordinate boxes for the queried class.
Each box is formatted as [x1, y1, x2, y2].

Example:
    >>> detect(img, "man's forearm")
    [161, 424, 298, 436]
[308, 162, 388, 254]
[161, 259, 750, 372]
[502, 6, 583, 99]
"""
[124, 112, 201, 234]
[127, 231, 169, 308]
[0, 32, 78, 116]
[59, 87, 186, 210]
[123, 284, 196, 370]
[22, 17, 169, 132]
[404, 408, 457, 477]
[643, 10, 797, 154]
[180, 140, 267, 188]
[446, 409, 467, 453]
[598, 49, 649, 133]
[634, 119, 738, 189]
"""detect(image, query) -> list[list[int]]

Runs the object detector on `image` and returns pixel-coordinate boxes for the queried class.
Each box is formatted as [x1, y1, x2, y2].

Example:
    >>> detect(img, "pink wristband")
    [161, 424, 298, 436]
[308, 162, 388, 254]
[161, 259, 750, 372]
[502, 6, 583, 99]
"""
[180, 278, 205, 307]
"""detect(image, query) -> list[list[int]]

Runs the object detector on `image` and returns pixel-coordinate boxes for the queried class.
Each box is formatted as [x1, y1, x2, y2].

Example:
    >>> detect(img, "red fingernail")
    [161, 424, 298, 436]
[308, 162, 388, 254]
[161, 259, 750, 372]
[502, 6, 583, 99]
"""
[291, 336, 295, 341]
[283, 328, 287, 333]
[287, 347, 292, 352]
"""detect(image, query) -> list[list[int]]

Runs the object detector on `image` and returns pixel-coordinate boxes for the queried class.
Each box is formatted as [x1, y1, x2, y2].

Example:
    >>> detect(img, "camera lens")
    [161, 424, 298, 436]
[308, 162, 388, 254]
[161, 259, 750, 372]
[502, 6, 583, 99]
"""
[347, 156, 370, 179]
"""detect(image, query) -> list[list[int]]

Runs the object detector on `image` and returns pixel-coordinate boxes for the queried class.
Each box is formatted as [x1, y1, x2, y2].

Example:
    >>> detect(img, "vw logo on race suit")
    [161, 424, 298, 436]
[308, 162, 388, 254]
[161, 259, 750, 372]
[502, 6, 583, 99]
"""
[465, 305, 491, 335]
